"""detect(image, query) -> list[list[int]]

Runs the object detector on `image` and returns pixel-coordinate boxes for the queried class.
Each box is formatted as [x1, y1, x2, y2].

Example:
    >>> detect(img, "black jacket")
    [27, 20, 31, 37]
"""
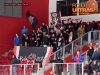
[92, 64, 99, 71]
[85, 24, 91, 32]
[87, 48, 94, 57]
[92, 23, 98, 30]
[42, 36, 49, 45]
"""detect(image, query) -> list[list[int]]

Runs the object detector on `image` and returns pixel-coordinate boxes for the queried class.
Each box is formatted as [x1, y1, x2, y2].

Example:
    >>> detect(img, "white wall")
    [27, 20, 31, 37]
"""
[49, 0, 100, 24]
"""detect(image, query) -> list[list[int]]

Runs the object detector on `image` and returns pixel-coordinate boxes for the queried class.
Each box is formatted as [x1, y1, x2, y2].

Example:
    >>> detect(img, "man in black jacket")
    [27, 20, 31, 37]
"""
[12, 55, 18, 75]
[91, 21, 98, 40]
[50, 57, 64, 75]
[85, 22, 91, 41]
[42, 34, 49, 47]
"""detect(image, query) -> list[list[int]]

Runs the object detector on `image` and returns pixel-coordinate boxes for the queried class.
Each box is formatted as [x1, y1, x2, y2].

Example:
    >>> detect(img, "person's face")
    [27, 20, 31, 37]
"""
[33, 30, 35, 32]
[52, 34, 55, 37]
[59, 38, 61, 41]
[93, 70, 96, 74]
[77, 51, 80, 55]
[52, 13, 57, 17]
[80, 25, 82, 28]
[38, 34, 40, 36]
[69, 25, 71, 28]
[23, 26, 26, 28]
[12, 55, 14, 58]
[89, 46, 92, 49]
[42, 23, 45, 25]
[23, 34, 26, 37]
[16, 34, 18, 37]
[93, 61, 96, 64]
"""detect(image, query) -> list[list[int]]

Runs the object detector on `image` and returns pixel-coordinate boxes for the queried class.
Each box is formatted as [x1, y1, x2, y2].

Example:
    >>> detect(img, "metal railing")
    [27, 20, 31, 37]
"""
[0, 63, 40, 75]
[43, 30, 100, 65]
[50, 42, 99, 75]
[52, 63, 84, 75]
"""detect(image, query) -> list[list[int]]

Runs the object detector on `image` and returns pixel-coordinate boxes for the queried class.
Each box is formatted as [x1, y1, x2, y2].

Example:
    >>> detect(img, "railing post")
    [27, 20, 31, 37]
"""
[42, 62, 44, 75]
[82, 63, 84, 75]
[98, 31, 100, 48]
[86, 51, 88, 61]
[88, 31, 91, 45]
[24, 65, 25, 75]
[54, 53, 56, 60]
[52, 63, 55, 73]
[74, 63, 76, 75]
[37, 64, 39, 75]
[10, 65, 12, 75]
[72, 42, 74, 59]
[67, 63, 68, 72]
[63, 47, 65, 60]
[80, 37, 82, 53]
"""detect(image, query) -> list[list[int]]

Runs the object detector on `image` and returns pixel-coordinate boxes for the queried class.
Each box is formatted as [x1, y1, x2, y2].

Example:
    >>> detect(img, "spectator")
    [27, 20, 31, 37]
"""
[73, 20, 81, 39]
[91, 21, 98, 40]
[67, 25, 73, 34]
[30, 30, 37, 46]
[36, 33, 42, 47]
[67, 31, 73, 53]
[55, 57, 63, 75]
[21, 26, 28, 35]
[77, 25, 84, 37]
[91, 48, 100, 61]
[92, 70, 97, 75]
[61, 72, 65, 75]
[14, 34, 21, 46]
[85, 22, 91, 41]
[42, 34, 49, 47]
[67, 71, 71, 75]
[87, 46, 94, 61]
[50, 71, 55, 75]
[56, 37, 63, 58]
[52, 38, 57, 52]
[84, 61, 92, 75]
[49, 57, 63, 75]
[12, 55, 18, 75]
[84, 72, 88, 75]
[92, 60, 99, 71]
[74, 51, 84, 75]
[22, 33, 30, 46]
[41, 23, 47, 36]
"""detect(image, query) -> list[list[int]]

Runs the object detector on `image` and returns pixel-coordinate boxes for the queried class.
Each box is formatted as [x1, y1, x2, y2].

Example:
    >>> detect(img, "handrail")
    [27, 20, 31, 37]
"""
[43, 31, 91, 64]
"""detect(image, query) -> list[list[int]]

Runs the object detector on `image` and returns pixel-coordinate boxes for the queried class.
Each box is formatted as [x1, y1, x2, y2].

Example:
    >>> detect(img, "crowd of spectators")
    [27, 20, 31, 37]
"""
[13, 19, 100, 75]
[14, 20, 99, 58]
[84, 46, 100, 75]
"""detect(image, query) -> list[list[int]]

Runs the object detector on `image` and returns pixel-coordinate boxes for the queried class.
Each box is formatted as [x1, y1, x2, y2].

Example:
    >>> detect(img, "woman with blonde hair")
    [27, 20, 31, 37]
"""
[84, 60, 92, 75]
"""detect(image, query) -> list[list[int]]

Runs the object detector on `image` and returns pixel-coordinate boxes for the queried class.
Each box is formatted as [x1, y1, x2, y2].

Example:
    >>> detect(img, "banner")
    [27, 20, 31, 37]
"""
[26, 10, 38, 29]
[14, 46, 53, 66]
[51, 11, 61, 25]
[62, 18, 82, 23]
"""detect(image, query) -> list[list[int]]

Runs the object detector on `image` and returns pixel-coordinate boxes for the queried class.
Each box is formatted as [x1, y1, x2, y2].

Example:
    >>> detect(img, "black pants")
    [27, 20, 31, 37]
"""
[57, 66, 63, 75]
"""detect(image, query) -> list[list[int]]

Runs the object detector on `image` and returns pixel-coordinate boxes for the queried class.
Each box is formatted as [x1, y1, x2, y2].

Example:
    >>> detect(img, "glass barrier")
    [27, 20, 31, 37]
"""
[0, 63, 40, 75]
[52, 63, 84, 75]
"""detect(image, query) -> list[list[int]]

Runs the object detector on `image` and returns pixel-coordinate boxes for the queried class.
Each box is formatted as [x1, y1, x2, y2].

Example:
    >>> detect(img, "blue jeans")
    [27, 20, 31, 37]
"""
[88, 56, 91, 61]
[13, 67, 17, 75]
[93, 30, 98, 40]
[76, 64, 82, 75]
[56, 48, 62, 58]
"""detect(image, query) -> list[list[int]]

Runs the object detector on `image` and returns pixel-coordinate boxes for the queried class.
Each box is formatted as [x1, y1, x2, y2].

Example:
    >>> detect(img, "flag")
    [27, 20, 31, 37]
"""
[14, 46, 53, 66]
